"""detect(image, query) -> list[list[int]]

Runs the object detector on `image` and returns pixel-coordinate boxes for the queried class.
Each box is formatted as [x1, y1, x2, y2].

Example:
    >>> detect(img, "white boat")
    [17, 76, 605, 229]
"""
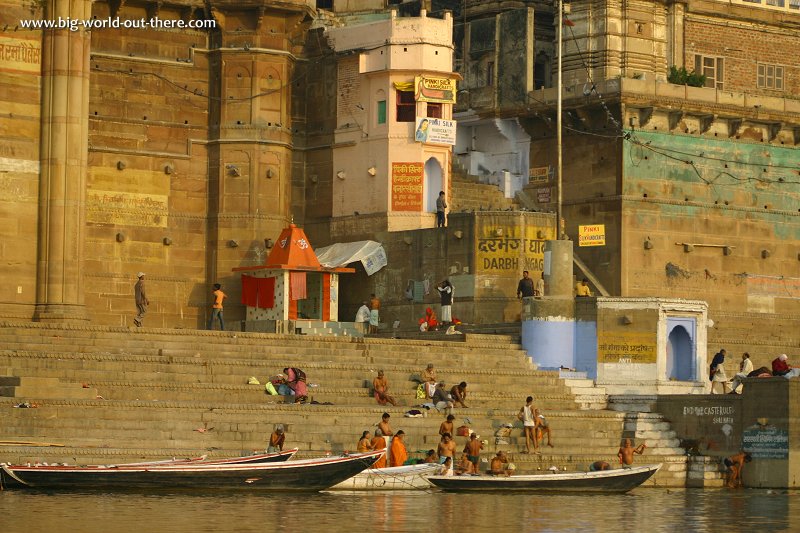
[327, 463, 443, 490]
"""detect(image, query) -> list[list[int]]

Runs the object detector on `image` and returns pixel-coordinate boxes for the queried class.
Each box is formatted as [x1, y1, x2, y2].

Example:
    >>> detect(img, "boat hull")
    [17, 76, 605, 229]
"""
[328, 463, 441, 490]
[0, 451, 383, 492]
[427, 464, 661, 493]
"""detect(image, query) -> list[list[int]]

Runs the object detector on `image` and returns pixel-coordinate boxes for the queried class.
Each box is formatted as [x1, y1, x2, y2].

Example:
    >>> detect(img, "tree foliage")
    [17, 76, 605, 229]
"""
[667, 66, 706, 88]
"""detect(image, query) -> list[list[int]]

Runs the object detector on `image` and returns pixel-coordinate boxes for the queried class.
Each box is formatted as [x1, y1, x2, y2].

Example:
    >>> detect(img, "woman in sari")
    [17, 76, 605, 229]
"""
[370, 429, 387, 468]
[283, 367, 308, 403]
[357, 431, 373, 453]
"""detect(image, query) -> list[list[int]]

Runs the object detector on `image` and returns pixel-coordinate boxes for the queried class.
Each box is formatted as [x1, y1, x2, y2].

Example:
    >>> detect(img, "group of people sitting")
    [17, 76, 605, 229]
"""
[711, 349, 800, 394]
[415, 363, 468, 411]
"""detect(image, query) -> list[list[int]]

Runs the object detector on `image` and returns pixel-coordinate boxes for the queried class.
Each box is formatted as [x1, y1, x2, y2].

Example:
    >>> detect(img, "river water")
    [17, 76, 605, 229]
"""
[2, 488, 797, 532]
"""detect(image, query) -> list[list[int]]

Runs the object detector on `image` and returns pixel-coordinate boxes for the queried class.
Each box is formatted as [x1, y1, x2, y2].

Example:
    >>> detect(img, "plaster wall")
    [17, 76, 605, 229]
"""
[655, 395, 742, 455]
[521, 318, 575, 369]
[621, 130, 800, 315]
[334, 211, 557, 327]
[737, 379, 800, 488]
[654, 380, 800, 488]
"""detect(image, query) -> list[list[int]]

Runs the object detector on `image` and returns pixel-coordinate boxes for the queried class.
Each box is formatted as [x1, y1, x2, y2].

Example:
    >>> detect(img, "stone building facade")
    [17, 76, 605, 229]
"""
[1, 0, 798, 330]
[456, 0, 800, 317]
[0, 0, 314, 327]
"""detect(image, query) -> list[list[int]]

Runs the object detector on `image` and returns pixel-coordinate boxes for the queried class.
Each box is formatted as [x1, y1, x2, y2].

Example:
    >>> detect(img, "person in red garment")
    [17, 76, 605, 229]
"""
[390, 430, 408, 467]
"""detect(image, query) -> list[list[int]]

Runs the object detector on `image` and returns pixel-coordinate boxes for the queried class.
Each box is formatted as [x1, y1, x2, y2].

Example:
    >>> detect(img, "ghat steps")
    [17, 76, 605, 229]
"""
[0, 322, 689, 486]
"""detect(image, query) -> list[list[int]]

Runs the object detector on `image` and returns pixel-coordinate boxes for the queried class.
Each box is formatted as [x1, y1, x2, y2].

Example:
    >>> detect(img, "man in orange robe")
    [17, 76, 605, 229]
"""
[390, 430, 408, 467]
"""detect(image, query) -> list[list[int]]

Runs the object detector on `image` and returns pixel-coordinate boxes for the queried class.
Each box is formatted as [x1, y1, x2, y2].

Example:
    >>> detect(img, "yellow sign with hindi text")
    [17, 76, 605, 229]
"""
[598, 332, 657, 364]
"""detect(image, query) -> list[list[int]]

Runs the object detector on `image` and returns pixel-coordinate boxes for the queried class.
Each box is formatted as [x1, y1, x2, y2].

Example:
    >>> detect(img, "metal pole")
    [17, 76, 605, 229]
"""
[557, 0, 564, 240]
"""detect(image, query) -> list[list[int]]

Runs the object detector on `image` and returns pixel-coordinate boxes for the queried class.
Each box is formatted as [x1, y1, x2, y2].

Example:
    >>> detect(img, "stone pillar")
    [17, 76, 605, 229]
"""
[666, 0, 686, 69]
[543, 239, 573, 297]
[33, 0, 92, 322]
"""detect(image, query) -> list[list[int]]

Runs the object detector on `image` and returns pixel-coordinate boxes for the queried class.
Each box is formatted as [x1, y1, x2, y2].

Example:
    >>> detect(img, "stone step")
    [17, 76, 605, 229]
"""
[0, 376, 98, 400]
[0, 339, 532, 365]
[0, 353, 569, 389]
[0, 323, 528, 350]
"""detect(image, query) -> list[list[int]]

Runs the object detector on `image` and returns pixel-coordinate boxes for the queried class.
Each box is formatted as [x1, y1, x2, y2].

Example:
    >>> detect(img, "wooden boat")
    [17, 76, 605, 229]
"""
[106, 448, 298, 468]
[193, 448, 297, 465]
[0, 448, 298, 489]
[0, 450, 384, 491]
[327, 462, 442, 490]
[427, 463, 661, 493]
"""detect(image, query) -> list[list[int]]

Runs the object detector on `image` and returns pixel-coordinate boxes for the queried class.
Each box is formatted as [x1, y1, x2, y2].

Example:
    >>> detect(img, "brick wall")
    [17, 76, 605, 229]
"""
[685, 16, 800, 97]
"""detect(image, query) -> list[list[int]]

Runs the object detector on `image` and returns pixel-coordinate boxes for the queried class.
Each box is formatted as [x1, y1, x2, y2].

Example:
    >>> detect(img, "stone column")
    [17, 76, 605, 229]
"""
[33, 0, 92, 322]
[543, 239, 574, 297]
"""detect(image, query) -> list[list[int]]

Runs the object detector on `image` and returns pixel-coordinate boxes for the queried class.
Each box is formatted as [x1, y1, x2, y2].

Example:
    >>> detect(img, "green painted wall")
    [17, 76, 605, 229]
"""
[621, 130, 800, 314]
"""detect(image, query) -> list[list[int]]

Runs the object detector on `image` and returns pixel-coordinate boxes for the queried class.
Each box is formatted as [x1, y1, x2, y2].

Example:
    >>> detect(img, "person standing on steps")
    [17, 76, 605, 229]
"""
[518, 396, 539, 455]
[517, 270, 534, 300]
[369, 293, 381, 334]
[133, 272, 149, 327]
[436, 190, 447, 228]
[208, 283, 227, 330]
[437, 279, 453, 325]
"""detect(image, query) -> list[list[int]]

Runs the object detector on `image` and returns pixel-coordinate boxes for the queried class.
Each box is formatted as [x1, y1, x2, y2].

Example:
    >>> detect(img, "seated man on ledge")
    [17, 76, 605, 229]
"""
[488, 451, 514, 476]
[772, 354, 800, 378]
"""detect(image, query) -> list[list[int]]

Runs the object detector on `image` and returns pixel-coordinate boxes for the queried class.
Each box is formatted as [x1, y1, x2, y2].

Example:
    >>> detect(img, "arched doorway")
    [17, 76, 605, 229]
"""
[667, 325, 694, 381]
[424, 157, 443, 213]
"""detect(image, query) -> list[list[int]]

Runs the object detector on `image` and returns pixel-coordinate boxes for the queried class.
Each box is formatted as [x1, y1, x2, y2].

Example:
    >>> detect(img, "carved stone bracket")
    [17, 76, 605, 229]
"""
[146, 1, 162, 20]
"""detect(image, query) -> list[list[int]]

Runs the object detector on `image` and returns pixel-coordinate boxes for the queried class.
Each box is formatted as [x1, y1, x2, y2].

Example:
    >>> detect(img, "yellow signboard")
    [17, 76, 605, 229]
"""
[475, 224, 555, 274]
[598, 332, 657, 364]
[579, 224, 605, 247]
[414, 76, 456, 104]
[528, 166, 552, 183]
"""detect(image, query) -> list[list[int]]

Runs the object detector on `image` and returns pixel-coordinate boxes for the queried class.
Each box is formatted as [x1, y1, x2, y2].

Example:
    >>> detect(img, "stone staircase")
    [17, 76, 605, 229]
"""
[685, 456, 727, 488]
[449, 167, 518, 213]
[0, 321, 690, 486]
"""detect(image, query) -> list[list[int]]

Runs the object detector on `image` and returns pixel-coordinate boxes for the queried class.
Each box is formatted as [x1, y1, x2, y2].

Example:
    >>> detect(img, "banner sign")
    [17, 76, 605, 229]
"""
[415, 76, 457, 103]
[362, 246, 388, 276]
[414, 117, 456, 145]
[391, 162, 423, 212]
